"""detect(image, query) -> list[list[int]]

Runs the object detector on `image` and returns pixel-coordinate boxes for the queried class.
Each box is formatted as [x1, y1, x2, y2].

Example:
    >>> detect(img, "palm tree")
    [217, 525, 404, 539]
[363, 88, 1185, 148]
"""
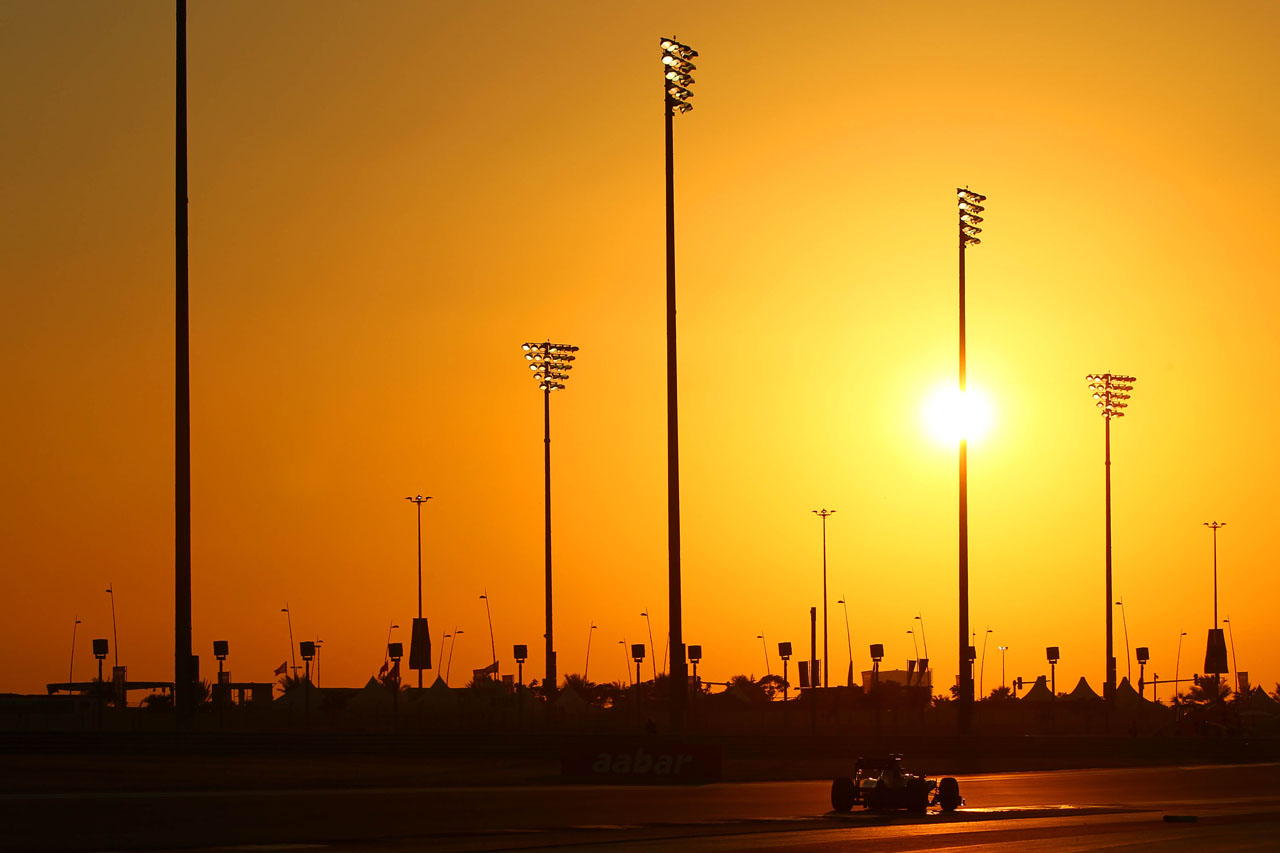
[1187, 674, 1231, 704]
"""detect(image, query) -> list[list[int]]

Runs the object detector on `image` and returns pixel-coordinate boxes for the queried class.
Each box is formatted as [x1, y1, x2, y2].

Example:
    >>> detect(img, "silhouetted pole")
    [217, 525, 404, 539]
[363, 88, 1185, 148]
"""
[1174, 629, 1187, 700]
[809, 606, 817, 733]
[812, 509, 834, 687]
[584, 622, 597, 681]
[619, 640, 630, 685]
[914, 613, 929, 662]
[998, 645, 1008, 689]
[979, 627, 992, 697]
[661, 36, 697, 729]
[641, 609, 657, 681]
[956, 188, 985, 733]
[1087, 372, 1136, 700]
[446, 628, 462, 685]
[1116, 598, 1131, 683]
[69, 618, 81, 683]
[522, 341, 578, 696]
[1204, 522, 1225, 628]
[1223, 617, 1238, 693]
[174, 0, 194, 726]
[105, 584, 119, 669]
[405, 495, 431, 686]
[838, 597, 852, 685]
[908, 629, 918, 660]
[756, 633, 770, 676]
[480, 591, 497, 667]
[281, 606, 297, 677]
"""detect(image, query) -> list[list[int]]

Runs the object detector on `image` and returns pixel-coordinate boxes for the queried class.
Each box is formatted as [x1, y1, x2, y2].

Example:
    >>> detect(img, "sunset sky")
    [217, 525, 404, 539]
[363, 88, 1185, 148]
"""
[3, 1, 1278, 699]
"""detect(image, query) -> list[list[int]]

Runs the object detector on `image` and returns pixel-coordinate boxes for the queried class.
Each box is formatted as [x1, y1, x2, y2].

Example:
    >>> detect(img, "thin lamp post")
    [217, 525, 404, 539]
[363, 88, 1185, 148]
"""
[619, 640, 631, 685]
[641, 610, 658, 682]
[584, 622, 597, 681]
[998, 645, 1009, 689]
[69, 618, 81, 684]
[174, 0, 194, 727]
[105, 585, 119, 669]
[1116, 599, 1131, 683]
[1223, 617, 1238, 693]
[914, 613, 929, 662]
[281, 606, 297, 677]
[756, 633, 771, 677]
[1087, 372, 1136, 700]
[521, 341, 579, 696]
[837, 596, 852, 686]
[1204, 522, 1226, 627]
[956, 187, 986, 731]
[438, 632, 450, 672]
[405, 495, 432, 687]
[908, 629, 919, 660]
[979, 627, 993, 697]
[660, 35, 697, 728]
[480, 591, 497, 667]
[1174, 629, 1187, 702]
[812, 509, 835, 687]
[445, 628, 463, 685]
[384, 623, 399, 666]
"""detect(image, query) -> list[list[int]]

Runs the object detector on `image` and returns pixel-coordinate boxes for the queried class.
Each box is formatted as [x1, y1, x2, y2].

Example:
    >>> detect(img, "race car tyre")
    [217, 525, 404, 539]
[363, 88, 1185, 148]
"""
[937, 776, 961, 812]
[831, 777, 856, 812]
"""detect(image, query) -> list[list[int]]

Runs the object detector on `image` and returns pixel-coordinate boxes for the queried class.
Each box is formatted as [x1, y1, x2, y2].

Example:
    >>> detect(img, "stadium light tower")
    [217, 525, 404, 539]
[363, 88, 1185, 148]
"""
[522, 341, 579, 695]
[1086, 372, 1136, 699]
[956, 187, 985, 734]
[660, 35, 697, 728]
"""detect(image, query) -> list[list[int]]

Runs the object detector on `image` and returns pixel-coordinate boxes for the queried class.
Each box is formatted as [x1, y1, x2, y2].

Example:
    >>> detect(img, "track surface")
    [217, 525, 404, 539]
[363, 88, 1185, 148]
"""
[4, 762, 1278, 851]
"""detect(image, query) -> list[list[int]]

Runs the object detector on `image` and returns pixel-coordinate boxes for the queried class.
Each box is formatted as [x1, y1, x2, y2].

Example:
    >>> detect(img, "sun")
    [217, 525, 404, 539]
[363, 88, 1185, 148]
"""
[923, 386, 993, 444]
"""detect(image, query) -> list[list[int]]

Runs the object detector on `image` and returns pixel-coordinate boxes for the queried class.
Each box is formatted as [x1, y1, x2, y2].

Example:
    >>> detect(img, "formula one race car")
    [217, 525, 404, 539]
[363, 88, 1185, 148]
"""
[830, 755, 962, 813]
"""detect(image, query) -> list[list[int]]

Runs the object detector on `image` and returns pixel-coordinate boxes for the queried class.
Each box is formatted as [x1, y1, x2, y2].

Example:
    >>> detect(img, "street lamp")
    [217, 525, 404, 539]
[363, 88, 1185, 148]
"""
[1223, 617, 1239, 694]
[281, 605, 297, 678]
[914, 614, 929, 662]
[997, 645, 1009, 689]
[640, 610, 658, 682]
[756, 633, 771, 677]
[1203, 521, 1229, 691]
[979, 627, 993, 698]
[445, 628, 463, 686]
[585, 622, 597, 681]
[1087, 371, 1136, 700]
[836, 596, 853, 686]
[522, 340, 579, 697]
[69, 617, 81, 684]
[105, 584, 119, 669]
[907, 629, 919, 661]
[404, 495, 432, 687]
[1115, 599, 1131, 684]
[174, 0, 194, 727]
[480, 591, 497, 669]
[619, 639, 631, 685]
[660, 35, 698, 728]
[384, 623, 399, 666]
[956, 187, 986, 732]
[1174, 629, 1187, 703]
[811, 509, 835, 688]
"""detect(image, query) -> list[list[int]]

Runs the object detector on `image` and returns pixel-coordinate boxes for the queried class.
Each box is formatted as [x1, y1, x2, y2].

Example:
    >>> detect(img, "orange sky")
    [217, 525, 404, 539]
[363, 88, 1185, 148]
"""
[3, 1, 1278, 699]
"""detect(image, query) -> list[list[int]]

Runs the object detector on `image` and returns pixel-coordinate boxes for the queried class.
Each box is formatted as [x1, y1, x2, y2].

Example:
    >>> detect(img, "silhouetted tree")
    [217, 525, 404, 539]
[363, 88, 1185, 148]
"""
[758, 674, 787, 701]
[1272, 683, 1280, 703]
[1187, 675, 1230, 704]
[985, 685, 1014, 702]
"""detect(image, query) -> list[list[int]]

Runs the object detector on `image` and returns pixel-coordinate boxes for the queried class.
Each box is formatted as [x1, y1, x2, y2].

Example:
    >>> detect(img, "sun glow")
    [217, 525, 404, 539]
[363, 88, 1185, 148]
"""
[923, 386, 994, 444]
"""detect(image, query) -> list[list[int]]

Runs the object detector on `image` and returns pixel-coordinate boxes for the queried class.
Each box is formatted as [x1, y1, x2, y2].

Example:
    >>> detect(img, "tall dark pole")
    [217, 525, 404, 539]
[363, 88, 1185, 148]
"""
[956, 196, 971, 733]
[521, 342, 578, 696]
[812, 509, 835, 687]
[106, 584, 119, 669]
[174, 0, 194, 726]
[543, 385, 554, 693]
[1087, 373, 1135, 700]
[660, 36, 697, 729]
[1104, 413, 1114, 698]
[405, 495, 431, 687]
